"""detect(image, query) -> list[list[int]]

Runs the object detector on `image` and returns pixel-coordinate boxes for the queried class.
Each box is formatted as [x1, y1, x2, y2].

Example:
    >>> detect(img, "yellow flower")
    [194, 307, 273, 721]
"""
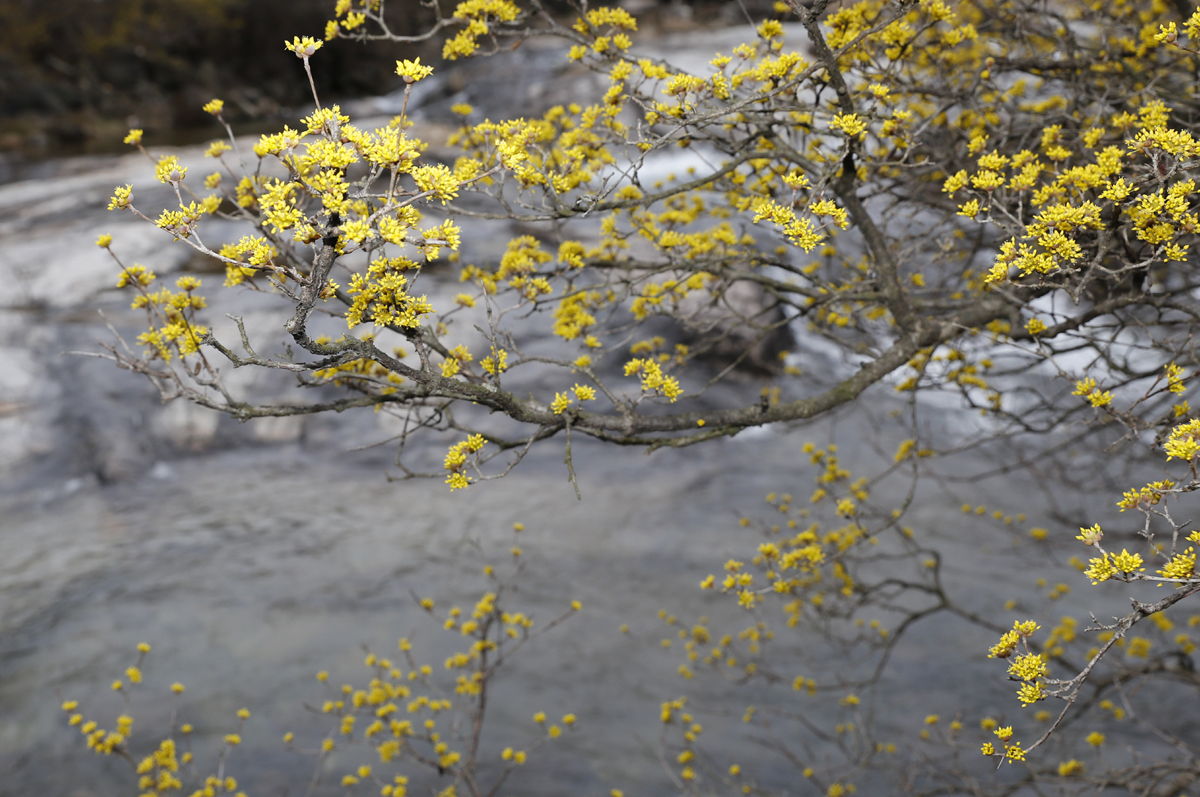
[481, 349, 508, 375]
[284, 36, 323, 57]
[96, 234, 113, 248]
[411, 164, 460, 204]
[109, 184, 133, 211]
[757, 19, 784, 39]
[942, 170, 969, 194]
[1110, 548, 1144, 574]
[1085, 554, 1114, 583]
[123, 129, 144, 146]
[396, 58, 434, 83]
[1158, 549, 1196, 580]
[782, 170, 809, 189]
[1016, 682, 1045, 706]
[830, 113, 867, 137]
[583, 7, 637, 30]
[1072, 377, 1113, 408]
[1165, 419, 1200, 461]
[202, 98, 224, 115]
[155, 156, 187, 185]
[1156, 21, 1178, 43]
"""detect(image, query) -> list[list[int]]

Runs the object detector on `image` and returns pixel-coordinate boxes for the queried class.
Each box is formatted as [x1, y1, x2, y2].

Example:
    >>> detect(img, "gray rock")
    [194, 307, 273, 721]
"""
[151, 398, 220, 450]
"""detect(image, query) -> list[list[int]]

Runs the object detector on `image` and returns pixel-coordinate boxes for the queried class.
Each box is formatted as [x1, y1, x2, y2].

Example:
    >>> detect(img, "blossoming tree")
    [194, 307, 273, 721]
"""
[70, 0, 1200, 793]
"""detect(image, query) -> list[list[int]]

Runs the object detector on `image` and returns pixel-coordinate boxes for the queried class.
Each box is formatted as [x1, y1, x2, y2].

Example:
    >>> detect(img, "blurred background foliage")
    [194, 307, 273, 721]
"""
[0, 0, 434, 153]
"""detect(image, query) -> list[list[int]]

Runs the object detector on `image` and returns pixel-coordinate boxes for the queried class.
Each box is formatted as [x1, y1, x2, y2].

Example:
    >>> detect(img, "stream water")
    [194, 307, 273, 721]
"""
[0, 20, 1191, 797]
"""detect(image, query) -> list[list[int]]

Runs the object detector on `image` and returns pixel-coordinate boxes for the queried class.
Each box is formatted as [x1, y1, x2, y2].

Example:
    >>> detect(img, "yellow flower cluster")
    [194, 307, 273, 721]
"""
[444, 434, 487, 490]
[440, 1, 520, 60]
[983, 98, 1200, 285]
[112, 264, 209, 360]
[987, 619, 1039, 659]
[1165, 419, 1200, 461]
[396, 58, 434, 82]
[1116, 480, 1175, 511]
[1071, 377, 1113, 409]
[578, 7, 638, 31]
[346, 256, 435, 330]
[623, 358, 682, 402]
[550, 384, 597, 415]
[1083, 549, 1144, 584]
[1157, 548, 1197, 581]
[752, 198, 828, 252]
[481, 348, 508, 376]
[284, 35, 323, 57]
